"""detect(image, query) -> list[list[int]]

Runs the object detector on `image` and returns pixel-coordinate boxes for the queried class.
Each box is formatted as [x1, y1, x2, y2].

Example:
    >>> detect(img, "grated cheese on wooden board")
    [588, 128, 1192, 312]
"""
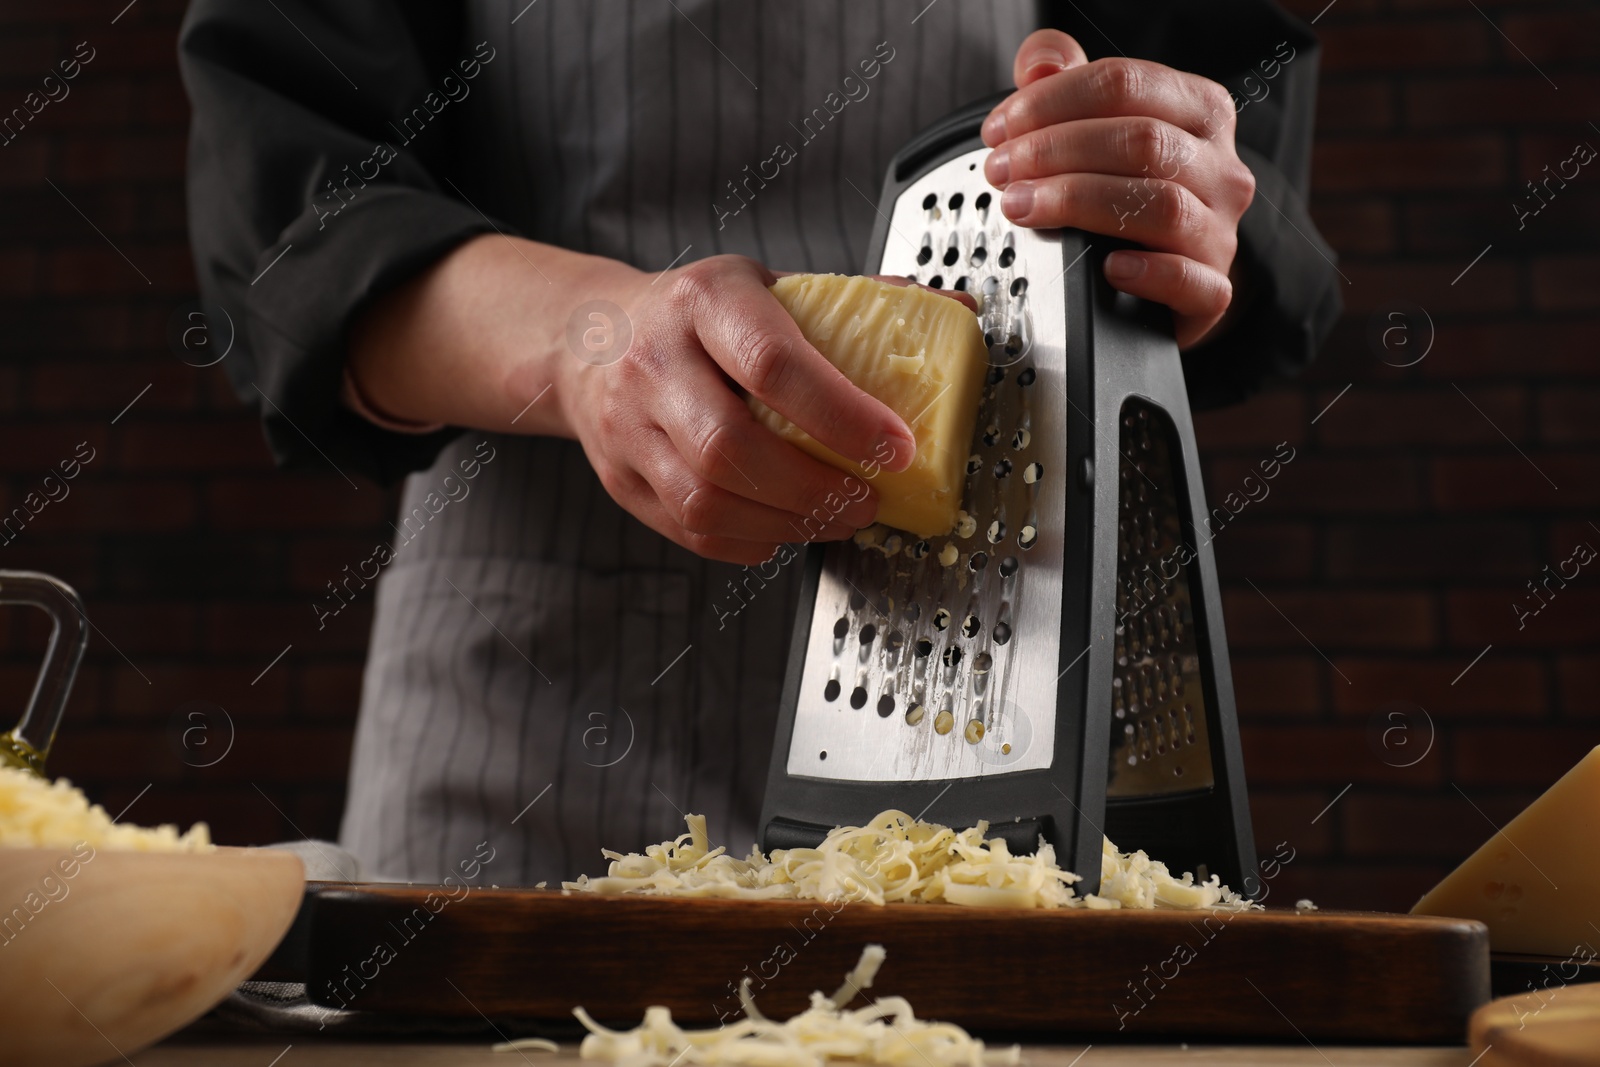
[0, 764, 212, 851]
[495, 945, 1021, 1067]
[562, 809, 1253, 911]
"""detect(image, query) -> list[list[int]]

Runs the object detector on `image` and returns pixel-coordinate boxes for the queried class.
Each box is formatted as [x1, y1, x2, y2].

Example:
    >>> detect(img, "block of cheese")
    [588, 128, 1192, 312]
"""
[750, 274, 987, 538]
[1412, 745, 1600, 956]
[1471, 982, 1600, 1067]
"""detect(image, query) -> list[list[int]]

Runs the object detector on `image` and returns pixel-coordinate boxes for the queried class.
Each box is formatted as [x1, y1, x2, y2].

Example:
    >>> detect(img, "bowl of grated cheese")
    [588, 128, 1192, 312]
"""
[0, 764, 304, 1067]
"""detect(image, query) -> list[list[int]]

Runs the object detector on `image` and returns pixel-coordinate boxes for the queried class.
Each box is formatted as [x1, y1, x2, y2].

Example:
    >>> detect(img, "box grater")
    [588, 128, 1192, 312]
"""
[759, 94, 1258, 897]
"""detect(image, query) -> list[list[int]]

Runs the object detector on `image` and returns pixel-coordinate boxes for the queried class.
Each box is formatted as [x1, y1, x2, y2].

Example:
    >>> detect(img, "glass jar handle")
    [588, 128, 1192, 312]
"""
[0, 571, 89, 774]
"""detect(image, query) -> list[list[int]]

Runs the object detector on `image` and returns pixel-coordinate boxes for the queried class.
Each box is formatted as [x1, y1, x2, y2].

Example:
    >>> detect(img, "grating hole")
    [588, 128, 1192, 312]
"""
[987, 520, 1006, 544]
[833, 616, 848, 640]
[877, 693, 895, 718]
[904, 602, 922, 622]
[848, 590, 866, 610]
[982, 425, 1000, 446]
[975, 191, 991, 211]
[1023, 461, 1043, 484]
[942, 646, 963, 668]
[999, 555, 1019, 577]
[914, 638, 933, 657]
[970, 246, 988, 266]
[933, 608, 951, 631]
[993, 621, 1013, 644]
[1012, 428, 1030, 450]
[969, 551, 989, 571]
[908, 540, 930, 561]
[943, 246, 959, 267]
[961, 614, 981, 637]
[1017, 367, 1037, 387]
[859, 623, 877, 646]
[954, 276, 969, 291]
[1010, 277, 1028, 297]
[886, 629, 904, 653]
[824, 678, 841, 701]
[994, 458, 1013, 478]
[998, 247, 1015, 268]
[929, 274, 944, 288]
[964, 719, 985, 744]
[916, 245, 932, 266]
[982, 276, 1000, 296]
[849, 686, 867, 710]
[974, 652, 993, 674]
[905, 703, 926, 726]
[986, 366, 1005, 385]
[949, 192, 964, 211]
[922, 193, 937, 210]
[966, 454, 982, 475]
[934, 709, 954, 735]
[819, 750, 827, 760]
[1020, 525, 1038, 550]
[984, 327, 1003, 348]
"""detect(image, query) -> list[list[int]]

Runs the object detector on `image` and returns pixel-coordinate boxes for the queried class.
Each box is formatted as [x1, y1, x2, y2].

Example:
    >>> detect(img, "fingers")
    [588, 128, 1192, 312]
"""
[1102, 251, 1233, 348]
[680, 258, 916, 472]
[997, 172, 1225, 260]
[609, 465, 786, 567]
[985, 117, 1247, 212]
[1010, 29, 1088, 90]
[653, 353, 880, 528]
[985, 58, 1236, 148]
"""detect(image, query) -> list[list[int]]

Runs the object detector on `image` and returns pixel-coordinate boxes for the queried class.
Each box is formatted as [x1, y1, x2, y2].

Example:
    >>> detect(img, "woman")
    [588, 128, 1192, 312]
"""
[179, 0, 1339, 885]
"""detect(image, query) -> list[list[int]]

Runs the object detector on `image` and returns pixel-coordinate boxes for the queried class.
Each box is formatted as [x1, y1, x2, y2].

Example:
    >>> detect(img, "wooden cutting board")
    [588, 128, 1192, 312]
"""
[259, 885, 1488, 1043]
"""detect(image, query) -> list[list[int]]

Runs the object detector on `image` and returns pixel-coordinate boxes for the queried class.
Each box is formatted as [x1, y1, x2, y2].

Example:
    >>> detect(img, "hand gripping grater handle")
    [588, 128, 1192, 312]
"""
[759, 93, 1258, 898]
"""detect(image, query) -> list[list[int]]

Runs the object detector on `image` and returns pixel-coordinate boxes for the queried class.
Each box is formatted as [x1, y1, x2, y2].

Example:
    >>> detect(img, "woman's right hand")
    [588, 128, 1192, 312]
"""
[556, 254, 917, 565]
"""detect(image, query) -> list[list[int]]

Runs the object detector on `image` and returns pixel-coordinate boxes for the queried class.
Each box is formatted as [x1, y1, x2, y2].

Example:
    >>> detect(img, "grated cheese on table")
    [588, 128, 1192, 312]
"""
[0, 764, 212, 851]
[562, 809, 1253, 911]
[495, 945, 1020, 1067]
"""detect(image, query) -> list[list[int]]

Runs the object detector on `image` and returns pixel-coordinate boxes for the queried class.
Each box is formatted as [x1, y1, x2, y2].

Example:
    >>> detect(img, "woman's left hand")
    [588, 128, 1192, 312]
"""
[984, 29, 1256, 349]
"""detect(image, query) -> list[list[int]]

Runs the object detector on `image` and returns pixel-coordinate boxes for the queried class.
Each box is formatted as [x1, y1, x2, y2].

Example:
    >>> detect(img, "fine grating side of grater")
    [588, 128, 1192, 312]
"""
[759, 95, 1258, 897]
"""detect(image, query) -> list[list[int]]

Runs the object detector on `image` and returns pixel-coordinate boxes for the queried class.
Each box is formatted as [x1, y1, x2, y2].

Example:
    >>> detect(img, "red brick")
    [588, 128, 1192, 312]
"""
[1232, 655, 1324, 717]
[1276, 0, 1381, 20]
[294, 662, 365, 720]
[1432, 456, 1600, 510]
[1451, 727, 1600, 787]
[0, 138, 47, 188]
[83, 28, 185, 75]
[206, 477, 389, 531]
[1342, 792, 1535, 860]
[1532, 255, 1600, 311]
[1259, 861, 1446, 914]
[30, 358, 198, 412]
[1223, 588, 1437, 651]
[1538, 388, 1600, 445]
[1205, 455, 1421, 514]
[203, 601, 374, 656]
[25, 478, 198, 534]
[1193, 390, 1307, 450]
[1317, 18, 1493, 72]
[287, 535, 392, 593]
[133, 79, 191, 128]
[1406, 75, 1600, 128]
[1318, 386, 1525, 447]
[1403, 195, 1533, 255]
[1307, 198, 1396, 256]
[1516, 134, 1600, 182]
[105, 663, 289, 720]
[0, 247, 37, 297]
[1326, 519, 1536, 582]
[1549, 521, 1600, 561]
[1248, 790, 1338, 859]
[1342, 259, 1520, 315]
[1421, 318, 1600, 380]
[1314, 136, 1505, 192]
[87, 601, 199, 656]
[1211, 521, 1317, 582]
[1314, 80, 1395, 134]
[1333, 657, 1547, 718]
[0, 423, 107, 472]
[1447, 588, 1600, 647]
[58, 132, 186, 182]
[1241, 725, 1444, 787]
[1557, 654, 1598, 719]
[1499, 8, 1600, 62]
[200, 726, 355, 785]
[44, 242, 194, 296]
[113, 417, 273, 472]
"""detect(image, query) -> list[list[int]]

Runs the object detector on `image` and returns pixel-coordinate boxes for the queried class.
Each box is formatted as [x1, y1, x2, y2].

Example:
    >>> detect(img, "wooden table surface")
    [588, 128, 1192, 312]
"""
[141, 1034, 1477, 1066]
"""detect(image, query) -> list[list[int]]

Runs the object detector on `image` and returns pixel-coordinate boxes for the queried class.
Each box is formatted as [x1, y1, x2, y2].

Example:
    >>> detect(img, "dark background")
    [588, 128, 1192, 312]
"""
[1, 0, 1595, 911]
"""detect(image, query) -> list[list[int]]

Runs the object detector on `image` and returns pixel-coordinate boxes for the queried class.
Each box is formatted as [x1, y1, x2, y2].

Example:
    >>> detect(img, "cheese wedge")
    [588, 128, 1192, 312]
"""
[1412, 745, 1600, 956]
[1471, 982, 1600, 1067]
[751, 274, 987, 538]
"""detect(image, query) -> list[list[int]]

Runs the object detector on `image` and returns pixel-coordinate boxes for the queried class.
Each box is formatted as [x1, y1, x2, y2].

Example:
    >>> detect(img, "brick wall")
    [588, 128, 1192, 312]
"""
[2, 0, 1595, 910]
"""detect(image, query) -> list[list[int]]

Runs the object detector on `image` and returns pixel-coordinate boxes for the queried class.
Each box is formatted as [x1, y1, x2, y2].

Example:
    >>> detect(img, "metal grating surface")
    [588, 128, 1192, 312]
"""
[786, 147, 1066, 782]
[1106, 400, 1215, 795]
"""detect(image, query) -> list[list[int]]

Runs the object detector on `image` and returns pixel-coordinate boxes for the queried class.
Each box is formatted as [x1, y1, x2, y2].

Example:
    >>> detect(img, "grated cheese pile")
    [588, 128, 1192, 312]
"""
[562, 809, 1252, 911]
[0, 764, 212, 851]
[496, 945, 1020, 1067]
